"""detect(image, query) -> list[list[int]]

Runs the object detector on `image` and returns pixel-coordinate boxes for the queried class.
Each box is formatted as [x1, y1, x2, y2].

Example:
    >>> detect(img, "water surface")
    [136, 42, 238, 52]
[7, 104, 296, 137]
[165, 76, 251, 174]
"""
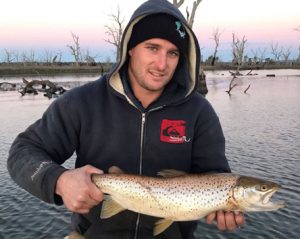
[1, 70, 299, 238]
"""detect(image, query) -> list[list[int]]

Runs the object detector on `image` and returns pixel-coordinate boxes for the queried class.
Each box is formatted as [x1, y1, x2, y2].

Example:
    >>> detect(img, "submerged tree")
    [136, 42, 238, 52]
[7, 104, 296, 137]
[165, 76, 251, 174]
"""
[226, 34, 251, 95]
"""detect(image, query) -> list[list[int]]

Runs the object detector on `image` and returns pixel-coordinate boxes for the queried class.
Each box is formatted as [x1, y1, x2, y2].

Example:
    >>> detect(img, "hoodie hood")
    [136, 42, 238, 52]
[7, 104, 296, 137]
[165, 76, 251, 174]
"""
[108, 0, 201, 107]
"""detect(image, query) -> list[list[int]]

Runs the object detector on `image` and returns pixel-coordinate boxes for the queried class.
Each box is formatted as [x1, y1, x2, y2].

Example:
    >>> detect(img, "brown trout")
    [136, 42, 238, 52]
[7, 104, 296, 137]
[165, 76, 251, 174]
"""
[91, 170, 285, 236]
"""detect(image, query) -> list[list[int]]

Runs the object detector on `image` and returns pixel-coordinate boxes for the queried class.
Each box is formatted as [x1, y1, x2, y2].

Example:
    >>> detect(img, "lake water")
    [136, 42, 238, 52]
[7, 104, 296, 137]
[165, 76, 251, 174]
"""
[1, 69, 299, 239]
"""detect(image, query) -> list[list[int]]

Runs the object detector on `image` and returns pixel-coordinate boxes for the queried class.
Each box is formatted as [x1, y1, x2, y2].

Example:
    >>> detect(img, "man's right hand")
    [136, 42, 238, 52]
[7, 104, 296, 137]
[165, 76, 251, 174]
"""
[55, 165, 104, 214]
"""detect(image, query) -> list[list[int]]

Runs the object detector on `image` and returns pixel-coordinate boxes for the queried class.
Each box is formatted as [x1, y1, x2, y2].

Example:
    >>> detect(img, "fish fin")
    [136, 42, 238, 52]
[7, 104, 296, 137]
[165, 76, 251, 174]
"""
[100, 195, 126, 219]
[158, 169, 187, 178]
[153, 218, 174, 236]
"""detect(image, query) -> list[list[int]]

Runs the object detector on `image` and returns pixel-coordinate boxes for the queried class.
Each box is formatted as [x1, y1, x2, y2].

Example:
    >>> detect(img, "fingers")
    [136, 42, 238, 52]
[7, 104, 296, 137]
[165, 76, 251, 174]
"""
[89, 182, 104, 202]
[234, 211, 245, 227]
[83, 165, 104, 175]
[205, 212, 216, 224]
[56, 165, 105, 214]
[108, 166, 124, 174]
[208, 211, 245, 231]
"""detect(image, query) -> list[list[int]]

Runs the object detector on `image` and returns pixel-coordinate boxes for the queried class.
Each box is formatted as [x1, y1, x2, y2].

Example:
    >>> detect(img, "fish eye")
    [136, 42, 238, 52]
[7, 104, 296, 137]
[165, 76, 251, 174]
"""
[260, 185, 269, 191]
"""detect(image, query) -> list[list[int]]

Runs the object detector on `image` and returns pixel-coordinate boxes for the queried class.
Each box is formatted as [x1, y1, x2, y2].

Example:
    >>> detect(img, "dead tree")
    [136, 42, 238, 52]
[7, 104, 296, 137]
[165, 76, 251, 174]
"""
[210, 28, 222, 66]
[83, 49, 97, 66]
[297, 46, 300, 63]
[173, 0, 206, 95]
[251, 48, 267, 65]
[282, 47, 292, 64]
[21, 50, 36, 66]
[104, 6, 125, 61]
[198, 70, 208, 95]
[0, 82, 17, 91]
[172, 0, 202, 28]
[225, 74, 238, 95]
[52, 51, 63, 65]
[172, 0, 184, 8]
[20, 78, 66, 99]
[43, 49, 54, 64]
[232, 33, 247, 74]
[4, 49, 15, 63]
[185, 0, 202, 28]
[227, 34, 251, 95]
[244, 84, 251, 94]
[270, 42, 283, 63]
[67, 32, 82, 67]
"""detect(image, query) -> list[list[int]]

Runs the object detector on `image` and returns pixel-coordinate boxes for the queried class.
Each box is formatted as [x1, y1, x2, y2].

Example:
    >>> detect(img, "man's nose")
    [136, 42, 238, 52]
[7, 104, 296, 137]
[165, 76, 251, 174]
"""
[156, 52, 167, 70]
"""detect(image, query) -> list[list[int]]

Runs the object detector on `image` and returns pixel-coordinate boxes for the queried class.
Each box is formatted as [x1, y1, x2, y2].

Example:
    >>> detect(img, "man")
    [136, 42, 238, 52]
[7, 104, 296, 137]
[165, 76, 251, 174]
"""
[7, 0, 244, 238]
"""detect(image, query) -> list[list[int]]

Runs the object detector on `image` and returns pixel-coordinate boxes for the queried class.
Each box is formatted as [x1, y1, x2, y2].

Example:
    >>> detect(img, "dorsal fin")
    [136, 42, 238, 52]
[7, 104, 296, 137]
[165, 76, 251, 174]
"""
[157, 169, 187, 178]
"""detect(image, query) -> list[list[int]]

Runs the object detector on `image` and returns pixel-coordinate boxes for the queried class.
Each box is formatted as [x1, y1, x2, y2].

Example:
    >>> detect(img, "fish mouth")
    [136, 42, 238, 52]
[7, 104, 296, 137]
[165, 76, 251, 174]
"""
[260, 186, 285, 210]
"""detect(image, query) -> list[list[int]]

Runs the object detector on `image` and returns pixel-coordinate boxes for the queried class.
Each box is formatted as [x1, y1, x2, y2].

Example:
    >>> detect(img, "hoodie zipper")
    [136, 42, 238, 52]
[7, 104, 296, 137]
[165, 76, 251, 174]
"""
[139, 113, 146, 174]
[133, 107, 163, 239]
[133, 112, 145, 239]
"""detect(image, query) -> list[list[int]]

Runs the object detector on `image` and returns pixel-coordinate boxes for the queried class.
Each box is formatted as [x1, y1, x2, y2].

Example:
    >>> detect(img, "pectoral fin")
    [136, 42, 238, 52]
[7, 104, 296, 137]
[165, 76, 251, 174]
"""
[100, 195, 126, 219]
[154, 219, 174, 236]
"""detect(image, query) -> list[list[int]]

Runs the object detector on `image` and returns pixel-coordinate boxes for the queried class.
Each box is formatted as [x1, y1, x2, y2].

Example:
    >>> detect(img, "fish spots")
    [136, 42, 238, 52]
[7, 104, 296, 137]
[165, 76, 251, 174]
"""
[92, 173, 254, 221]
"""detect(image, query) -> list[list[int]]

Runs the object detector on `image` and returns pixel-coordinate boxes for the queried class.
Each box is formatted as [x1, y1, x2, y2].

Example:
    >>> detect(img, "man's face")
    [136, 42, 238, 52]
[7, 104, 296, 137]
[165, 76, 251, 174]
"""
[128, 38, 180, 96]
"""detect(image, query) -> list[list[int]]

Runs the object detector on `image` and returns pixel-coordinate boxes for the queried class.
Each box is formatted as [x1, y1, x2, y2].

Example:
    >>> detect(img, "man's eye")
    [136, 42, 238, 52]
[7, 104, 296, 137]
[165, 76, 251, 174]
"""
[169, 51, 179, 57]
[147, 46, 157, 51]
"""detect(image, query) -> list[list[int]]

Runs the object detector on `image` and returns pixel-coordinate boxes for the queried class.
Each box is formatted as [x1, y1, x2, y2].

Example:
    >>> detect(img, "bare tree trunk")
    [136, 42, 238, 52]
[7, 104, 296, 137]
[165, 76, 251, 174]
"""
[198, 70, 208, 94]
[20, 78, 66, 98]
[282, 47, 291, 65]
[232, 33, 247, 74]
[186, 0, 202, 28]
[172, 0, 185, 8]
[67, 32, 81, 67]
[173, 0, 206, 95]
[270, 42, 283, 63]
[225, 75, 238, 95]
[211, 28, 222, 66]
[244, 84, 251, 94]
[4, 49, 15, 63]
[21, 50, 36, 66]
[104, 6, 125, 62]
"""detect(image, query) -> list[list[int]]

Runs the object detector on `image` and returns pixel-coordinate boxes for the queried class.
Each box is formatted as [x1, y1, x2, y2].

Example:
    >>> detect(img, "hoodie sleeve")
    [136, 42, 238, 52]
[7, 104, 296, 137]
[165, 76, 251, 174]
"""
[7, 93, 79, 204]
[191, 98, 231, 173]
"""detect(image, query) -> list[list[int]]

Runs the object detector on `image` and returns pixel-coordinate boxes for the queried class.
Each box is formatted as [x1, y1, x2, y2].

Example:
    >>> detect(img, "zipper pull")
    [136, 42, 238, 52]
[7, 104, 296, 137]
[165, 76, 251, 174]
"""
[141, 113, 146, 124]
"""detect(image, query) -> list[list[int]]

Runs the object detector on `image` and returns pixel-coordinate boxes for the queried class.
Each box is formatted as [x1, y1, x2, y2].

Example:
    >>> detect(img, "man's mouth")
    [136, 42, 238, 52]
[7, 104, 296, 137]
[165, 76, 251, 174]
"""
[150, 71, 164, 78]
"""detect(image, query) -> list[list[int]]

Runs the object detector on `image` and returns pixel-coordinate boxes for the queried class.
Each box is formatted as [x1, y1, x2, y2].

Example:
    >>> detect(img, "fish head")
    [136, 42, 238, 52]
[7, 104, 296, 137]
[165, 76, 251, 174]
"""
[232, 176, 285, 212]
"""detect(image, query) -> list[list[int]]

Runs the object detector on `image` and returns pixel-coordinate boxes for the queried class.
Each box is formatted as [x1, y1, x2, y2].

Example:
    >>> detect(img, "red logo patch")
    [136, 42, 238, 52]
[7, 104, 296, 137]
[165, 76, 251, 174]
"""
[160, 119, 187, 144]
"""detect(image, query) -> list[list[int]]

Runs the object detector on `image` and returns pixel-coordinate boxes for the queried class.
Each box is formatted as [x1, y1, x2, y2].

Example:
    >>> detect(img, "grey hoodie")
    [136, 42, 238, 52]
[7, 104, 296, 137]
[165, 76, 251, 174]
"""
[7, 0, 230, 238]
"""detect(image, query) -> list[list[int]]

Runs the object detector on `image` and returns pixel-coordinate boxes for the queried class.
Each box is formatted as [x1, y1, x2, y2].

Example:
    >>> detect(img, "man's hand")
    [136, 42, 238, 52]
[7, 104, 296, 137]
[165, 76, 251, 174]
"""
[206, 211, 245, 231]
[55, 165, 104, 214]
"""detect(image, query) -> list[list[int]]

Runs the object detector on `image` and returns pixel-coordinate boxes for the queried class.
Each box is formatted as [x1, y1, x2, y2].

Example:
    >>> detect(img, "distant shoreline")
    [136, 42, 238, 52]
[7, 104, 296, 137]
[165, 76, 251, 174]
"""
[0, 63, 299, 77]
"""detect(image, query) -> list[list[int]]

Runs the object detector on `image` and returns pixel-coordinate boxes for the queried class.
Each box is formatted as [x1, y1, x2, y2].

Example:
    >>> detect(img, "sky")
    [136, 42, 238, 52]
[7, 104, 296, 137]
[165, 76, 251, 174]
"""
[0, 0, 299, 62]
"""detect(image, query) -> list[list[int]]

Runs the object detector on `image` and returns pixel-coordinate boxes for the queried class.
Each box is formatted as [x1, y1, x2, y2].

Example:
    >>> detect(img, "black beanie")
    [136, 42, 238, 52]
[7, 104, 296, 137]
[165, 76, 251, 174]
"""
[128, 13, 189, 54]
